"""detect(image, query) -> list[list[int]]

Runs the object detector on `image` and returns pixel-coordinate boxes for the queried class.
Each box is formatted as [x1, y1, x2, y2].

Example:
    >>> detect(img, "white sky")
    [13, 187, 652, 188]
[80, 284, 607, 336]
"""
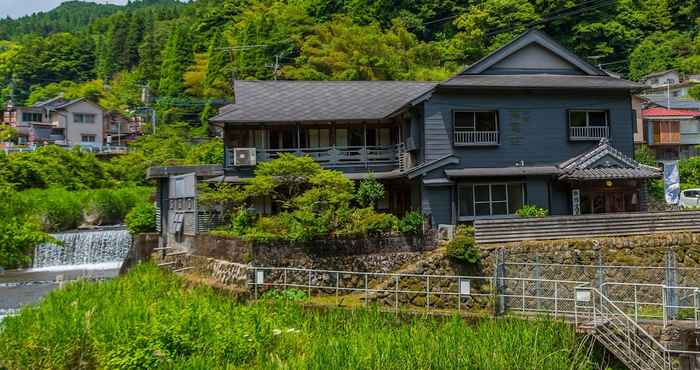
[0, 0, 129, 19]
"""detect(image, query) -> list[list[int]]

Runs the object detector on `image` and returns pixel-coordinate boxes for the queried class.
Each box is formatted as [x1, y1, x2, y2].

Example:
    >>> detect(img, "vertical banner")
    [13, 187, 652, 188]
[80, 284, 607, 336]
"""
[571, 189, 581, 216]
[664, 161, 680, 205]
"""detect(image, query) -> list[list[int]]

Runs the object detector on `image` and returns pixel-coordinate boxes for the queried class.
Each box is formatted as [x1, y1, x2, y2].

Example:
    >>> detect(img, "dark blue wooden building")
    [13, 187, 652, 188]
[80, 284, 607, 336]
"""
[210, 29, 660, 227]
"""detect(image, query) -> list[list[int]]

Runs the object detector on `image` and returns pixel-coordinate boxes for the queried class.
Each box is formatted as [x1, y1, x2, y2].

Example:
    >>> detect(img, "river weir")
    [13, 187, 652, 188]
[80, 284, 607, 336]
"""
[1, 228, 132, 321]
[32, 228, 132, 270]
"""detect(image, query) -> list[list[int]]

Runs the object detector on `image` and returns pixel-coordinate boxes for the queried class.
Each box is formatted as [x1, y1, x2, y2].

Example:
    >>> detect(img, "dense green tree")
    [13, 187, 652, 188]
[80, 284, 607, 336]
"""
[158, 22, 192, 97]
[283, 17, 454, 80]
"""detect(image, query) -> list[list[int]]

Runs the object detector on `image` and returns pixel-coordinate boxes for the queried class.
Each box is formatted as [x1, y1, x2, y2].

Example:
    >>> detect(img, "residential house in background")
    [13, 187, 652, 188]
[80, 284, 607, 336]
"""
[640, 69, 700, 97]
[641, 107, 700, 160]
[152, 29, 659, 234]
[2, 96, 139, 152]
[633, 95, 646, 146]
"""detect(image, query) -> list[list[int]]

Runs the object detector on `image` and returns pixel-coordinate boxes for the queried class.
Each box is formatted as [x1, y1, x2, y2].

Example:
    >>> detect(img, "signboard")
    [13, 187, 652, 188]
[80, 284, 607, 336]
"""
[459, 279, 470, 296]
[572, 189, 581, 216]
[255, 270, 265, 285]
[664, 161, 680, 205]
[575, 290, 591, 303]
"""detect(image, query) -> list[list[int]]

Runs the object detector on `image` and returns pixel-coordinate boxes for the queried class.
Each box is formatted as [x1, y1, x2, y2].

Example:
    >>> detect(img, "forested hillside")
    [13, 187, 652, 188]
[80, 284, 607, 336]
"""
[0, 0, 698, 126]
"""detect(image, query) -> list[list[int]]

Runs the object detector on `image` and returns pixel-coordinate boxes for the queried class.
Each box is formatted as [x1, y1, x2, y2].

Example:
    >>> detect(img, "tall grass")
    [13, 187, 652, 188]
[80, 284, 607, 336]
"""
[0, 263, 602, 370]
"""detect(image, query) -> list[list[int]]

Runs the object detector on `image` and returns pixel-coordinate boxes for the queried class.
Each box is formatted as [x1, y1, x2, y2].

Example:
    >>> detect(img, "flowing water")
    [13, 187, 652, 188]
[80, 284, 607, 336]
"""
[32, 229, 132, 269]
[1, 228, 132, 321]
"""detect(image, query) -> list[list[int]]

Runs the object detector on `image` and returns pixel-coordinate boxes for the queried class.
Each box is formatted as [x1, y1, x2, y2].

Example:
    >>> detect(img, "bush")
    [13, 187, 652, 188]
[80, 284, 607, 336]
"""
[355, 176, 385, 208]
[398, 211, 424, 235]
[125, 202, 156, 235]
[20, 188, 84, 231]
[445, 225, 480, 264]
[336, 208, 398, 237]
[515, 204, 548, 218]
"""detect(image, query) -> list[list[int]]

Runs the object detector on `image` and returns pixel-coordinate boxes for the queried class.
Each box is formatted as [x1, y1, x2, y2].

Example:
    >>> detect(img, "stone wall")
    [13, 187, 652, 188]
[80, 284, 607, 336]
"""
[120, 233, 159, 275]
[172, 233, 437, 274]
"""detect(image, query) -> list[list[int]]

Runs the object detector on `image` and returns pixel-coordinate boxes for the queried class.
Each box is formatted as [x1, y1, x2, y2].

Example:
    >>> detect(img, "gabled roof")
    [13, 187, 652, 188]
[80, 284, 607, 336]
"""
[642, 69, 679, 80]
[642, 107, 700, 118]
[33, 97, 85, 110]
[642, 94, 700, 110]
[558, 138, 660, 181]
[460, 29, 604, 76]
[211, 80, 436, 123]
[440, 75, 642, 90]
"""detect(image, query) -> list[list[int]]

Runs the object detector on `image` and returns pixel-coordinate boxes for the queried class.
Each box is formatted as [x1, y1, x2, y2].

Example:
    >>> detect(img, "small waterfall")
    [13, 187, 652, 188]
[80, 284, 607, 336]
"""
[32, 229, 132, 269]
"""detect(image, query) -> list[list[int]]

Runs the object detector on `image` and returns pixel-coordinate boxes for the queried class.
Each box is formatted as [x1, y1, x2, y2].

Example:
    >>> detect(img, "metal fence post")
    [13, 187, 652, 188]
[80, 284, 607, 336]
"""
[595, 252, 605, 293]
[534, 256, 542, 310]
[665, 248, 679, 320]
[494, 249, 507, 316]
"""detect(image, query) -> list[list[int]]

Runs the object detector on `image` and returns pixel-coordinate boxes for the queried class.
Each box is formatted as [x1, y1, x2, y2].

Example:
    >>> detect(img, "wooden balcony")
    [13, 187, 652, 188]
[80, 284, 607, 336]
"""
[453, 130, 499, 146]
[225, 144, 403, 168]
[569, 126, 609, 140]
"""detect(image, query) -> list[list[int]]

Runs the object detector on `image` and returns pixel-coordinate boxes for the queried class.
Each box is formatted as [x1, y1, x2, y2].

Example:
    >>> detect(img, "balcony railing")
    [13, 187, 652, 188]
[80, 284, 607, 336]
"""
[225, 144, 402, 168]
[569, 126, 609, 140]
[453, 130, 499, 146]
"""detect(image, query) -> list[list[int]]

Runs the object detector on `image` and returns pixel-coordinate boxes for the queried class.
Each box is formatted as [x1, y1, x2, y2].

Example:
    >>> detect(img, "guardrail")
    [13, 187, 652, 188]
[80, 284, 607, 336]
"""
[453, 130, 499, 145]
[474, 211, 700, 243]
[569, 126, 608, 140]
[247, 265, 700, 370]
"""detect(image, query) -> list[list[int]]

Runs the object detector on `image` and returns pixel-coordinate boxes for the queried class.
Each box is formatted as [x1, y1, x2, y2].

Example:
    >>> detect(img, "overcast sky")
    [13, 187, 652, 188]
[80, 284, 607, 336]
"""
[1, 0, 129, 19]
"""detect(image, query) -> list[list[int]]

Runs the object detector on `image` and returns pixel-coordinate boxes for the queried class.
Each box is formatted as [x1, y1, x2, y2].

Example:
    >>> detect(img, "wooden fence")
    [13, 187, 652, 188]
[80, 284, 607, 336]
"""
[474, 211, 700, 244]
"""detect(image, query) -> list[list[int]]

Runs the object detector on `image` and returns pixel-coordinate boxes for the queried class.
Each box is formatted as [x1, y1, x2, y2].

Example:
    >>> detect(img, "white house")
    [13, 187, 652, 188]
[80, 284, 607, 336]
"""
[3, 97, 107, 149]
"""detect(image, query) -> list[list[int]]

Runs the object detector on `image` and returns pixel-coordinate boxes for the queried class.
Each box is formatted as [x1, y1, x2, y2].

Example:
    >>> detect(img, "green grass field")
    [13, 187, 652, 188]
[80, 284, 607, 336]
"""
[0, 263, 607, 370]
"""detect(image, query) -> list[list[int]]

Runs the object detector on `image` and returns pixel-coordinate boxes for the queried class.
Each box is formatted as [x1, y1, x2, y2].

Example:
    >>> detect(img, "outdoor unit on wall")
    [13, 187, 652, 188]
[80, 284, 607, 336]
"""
[233, 148, 257, 166]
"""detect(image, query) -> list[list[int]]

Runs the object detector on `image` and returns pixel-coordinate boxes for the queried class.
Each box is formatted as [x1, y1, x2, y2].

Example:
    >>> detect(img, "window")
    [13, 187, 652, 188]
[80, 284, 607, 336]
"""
[303, 128, 331, 148]
[21, 112, 43, 122]
[81, 134, 96, 143]
[458, 183, 525, 218]
[366, 127, 392, 146]
[453, 111, 499, 145]
[335, 128, 363, 147]
[569, 110, 609, 139]
[454, 111, 498, 131]
[74, 113, 96, 124]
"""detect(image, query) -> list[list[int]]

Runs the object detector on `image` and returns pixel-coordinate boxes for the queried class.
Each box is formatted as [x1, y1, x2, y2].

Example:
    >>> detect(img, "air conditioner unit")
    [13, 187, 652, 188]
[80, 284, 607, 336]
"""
[233, 148, 256, 166]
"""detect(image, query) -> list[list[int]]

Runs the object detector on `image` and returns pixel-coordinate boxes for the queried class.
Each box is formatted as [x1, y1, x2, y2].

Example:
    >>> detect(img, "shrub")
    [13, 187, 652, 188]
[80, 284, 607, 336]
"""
[445, 225, 480, 264]
[260, 288, 307, 301]
[21, 188, 84, 231]
[125, 202, 156, 235]
[398, 211, 424, 235]
[355, 175, 385, 208]
[515, 204, 548, 218]
[336, 208, 398, 237]
[634, 145, 656, 167]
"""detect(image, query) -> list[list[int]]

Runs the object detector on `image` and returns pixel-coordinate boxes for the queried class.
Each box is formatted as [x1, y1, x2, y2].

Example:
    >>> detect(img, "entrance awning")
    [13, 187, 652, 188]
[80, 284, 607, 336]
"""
[558, 138, 661, 181]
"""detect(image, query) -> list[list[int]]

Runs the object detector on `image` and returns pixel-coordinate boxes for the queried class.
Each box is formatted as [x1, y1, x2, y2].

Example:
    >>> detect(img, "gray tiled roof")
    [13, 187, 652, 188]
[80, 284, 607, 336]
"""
[642, 94, 700, 110]
[32, 97, 84, 110]
[211, 80, 436, 123]
[440, 74, 643, 90]
[558, 138, 660, 181]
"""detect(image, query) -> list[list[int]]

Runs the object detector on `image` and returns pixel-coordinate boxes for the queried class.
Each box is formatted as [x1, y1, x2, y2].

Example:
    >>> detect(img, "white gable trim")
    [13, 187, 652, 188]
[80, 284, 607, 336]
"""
[462, 29, 604, 76]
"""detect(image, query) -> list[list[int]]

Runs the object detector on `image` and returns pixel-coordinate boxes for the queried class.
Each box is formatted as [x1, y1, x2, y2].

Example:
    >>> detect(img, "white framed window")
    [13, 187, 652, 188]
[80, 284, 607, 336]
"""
[81, 134, 96, 143]
[21, 112, 43, 122]
[458, 183, 525, 219]
[74, 113, 96, 124]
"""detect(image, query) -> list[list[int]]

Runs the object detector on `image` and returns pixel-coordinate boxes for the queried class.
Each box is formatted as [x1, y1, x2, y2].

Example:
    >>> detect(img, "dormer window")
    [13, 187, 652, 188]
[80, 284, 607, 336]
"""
[569, 110, 609, 140]
[453, 110, 499, 146]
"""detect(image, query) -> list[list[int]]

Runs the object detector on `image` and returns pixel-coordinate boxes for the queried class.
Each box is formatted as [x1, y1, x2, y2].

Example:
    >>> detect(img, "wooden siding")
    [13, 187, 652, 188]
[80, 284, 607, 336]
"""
[652, 120, 680, 145]
[474, 211, 700, 244]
